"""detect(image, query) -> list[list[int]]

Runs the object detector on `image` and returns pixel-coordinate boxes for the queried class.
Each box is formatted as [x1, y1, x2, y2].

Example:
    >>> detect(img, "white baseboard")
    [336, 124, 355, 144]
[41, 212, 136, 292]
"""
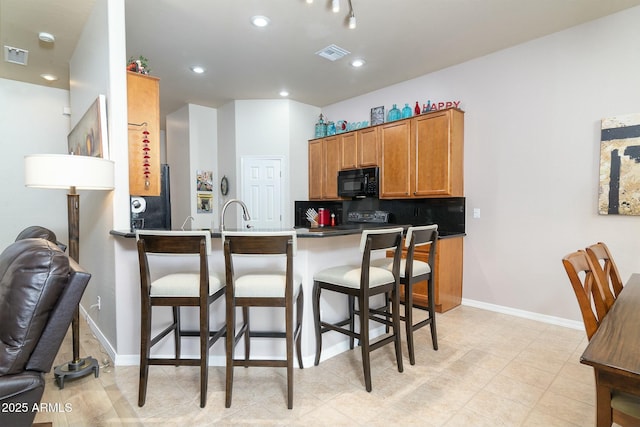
[79, 305, 118, 364]
[461, 298, 584, 330]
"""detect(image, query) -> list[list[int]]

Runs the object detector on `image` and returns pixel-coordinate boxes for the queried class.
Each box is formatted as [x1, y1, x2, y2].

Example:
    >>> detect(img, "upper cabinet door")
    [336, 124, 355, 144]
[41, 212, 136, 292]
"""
[358, 127, 379, 167]
[128, 72, 161, 196]
[380, 120, 411, 198]
[323, 136, 341, 199]
[413, 109, 464, 197]
[308, 139, 323, 200]
[340, 132, 358, 170]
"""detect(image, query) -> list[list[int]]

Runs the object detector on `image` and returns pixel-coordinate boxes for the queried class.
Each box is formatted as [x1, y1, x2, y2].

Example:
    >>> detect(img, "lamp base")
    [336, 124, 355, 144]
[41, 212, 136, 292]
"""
[54, 356, 99, 389]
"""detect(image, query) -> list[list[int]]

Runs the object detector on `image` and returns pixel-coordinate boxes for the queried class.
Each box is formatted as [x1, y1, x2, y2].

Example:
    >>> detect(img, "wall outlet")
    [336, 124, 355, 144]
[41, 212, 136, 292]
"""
[97, 296, 101, 311]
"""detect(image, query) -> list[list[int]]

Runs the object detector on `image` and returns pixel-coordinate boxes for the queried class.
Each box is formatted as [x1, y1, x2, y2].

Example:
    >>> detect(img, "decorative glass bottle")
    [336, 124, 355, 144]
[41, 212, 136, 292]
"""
[326, 121, 336, 136]
[315, 114, 327, 138]
[414, 101, 421, 115]
[401, 103, 412, 119]
[387, 104, 401, 122]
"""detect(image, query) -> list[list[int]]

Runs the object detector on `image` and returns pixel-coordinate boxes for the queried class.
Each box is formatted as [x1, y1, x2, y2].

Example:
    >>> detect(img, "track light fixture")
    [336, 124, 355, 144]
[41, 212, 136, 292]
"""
[332, 0, 340, 13]
[348, 0, 356, 29]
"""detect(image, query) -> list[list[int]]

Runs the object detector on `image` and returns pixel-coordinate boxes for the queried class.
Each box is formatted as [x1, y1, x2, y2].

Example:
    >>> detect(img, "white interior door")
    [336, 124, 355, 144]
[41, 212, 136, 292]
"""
[241, 157, 282, 229]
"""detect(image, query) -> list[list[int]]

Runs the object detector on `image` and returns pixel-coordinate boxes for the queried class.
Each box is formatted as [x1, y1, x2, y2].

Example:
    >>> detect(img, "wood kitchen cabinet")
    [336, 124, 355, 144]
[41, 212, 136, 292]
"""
[379, 119, 412, 197]
[127, 71, 161, 196]
[308, 136, 341, 200]
[379, 108, 464, 199]
[390, 236, 463, 313]
[413, 109, 464, 197]
[340, 127, 379, 170]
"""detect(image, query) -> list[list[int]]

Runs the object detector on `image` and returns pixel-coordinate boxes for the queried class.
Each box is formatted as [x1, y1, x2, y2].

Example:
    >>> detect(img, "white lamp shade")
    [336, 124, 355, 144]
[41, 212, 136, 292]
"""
[25, 154, 115, 190]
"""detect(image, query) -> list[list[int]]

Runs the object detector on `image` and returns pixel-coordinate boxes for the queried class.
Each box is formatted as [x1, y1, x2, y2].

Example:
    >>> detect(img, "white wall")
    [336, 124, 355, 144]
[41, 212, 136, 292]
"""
[69, 0, 127, 351]
[232, 99, 318, 227]
[322, 6, 640, 322]
[0, 79, 70, 247]
[166, 105, 191, 229]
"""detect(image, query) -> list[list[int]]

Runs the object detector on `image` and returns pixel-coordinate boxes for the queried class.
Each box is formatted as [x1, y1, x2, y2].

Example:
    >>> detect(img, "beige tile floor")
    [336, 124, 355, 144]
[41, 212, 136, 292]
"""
[34, 305, 608, 426]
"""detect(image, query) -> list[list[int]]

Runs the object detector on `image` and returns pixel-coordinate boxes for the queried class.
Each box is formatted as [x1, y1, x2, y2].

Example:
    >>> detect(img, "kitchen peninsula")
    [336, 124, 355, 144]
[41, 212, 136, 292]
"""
[111, 224, 464, 367]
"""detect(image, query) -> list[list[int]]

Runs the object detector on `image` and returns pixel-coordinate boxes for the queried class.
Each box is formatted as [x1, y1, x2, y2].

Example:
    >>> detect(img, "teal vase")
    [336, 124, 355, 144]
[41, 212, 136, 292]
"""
[387, 104, 401, 122]
[401, 103, 412, 118]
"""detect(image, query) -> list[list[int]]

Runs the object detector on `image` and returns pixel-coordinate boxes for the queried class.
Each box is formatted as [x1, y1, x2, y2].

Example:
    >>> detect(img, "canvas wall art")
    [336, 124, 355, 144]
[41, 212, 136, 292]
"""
[68, 94, 108, 158]
[598, 113, 640, 215]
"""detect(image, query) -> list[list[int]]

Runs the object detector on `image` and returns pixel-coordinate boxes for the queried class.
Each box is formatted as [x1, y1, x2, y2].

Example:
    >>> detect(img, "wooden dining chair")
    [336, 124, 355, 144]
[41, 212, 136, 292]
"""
[562, 249, 640, 425]
[562, 250, 608, 340]
[312, 227, 404, 392]
[586, 242, 623, 311]
[136, 230, 225, 408]
[222, 231, 303, 409]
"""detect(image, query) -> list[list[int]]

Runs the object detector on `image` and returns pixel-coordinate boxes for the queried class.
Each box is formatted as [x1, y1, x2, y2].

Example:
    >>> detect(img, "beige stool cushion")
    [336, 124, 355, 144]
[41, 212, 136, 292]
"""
[314, 265, 395, 289]
[234, 274, 302, 298]
[151, 272, 224, 297]
[370, 258, 430, 278]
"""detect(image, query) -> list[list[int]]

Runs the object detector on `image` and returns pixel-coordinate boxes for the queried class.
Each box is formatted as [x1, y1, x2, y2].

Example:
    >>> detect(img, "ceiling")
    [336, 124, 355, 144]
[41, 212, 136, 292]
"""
[3, 0, 640, 126]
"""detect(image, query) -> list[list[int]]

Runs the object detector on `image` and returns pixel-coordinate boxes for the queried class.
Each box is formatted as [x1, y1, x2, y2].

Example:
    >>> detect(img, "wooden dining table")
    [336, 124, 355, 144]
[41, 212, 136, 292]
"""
[581, 273, 640, 427]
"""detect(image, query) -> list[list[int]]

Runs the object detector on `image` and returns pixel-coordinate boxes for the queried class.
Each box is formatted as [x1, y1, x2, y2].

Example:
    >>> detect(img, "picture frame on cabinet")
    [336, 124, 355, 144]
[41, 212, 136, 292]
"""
[67, 94, 109, 158]
[371, 106, 385, 125]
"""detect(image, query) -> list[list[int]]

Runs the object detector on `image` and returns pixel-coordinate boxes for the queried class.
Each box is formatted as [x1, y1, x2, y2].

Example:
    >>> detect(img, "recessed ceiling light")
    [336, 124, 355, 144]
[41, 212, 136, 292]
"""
[190, 65, 205, 74]
[40, 73, 58, 81]
[350, 58, 366, 68]
[251, 15, 270, 27]
[279, 90, 289, 97]
[38, 32, 55, 43]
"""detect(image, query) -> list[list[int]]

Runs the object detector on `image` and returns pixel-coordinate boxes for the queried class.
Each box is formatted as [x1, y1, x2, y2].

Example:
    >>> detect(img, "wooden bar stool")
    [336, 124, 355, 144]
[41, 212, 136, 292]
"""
[222, 231, 303, 409]
[135, 230, 225, 408]
[371, 224, 439, 365]
[312, 227, 404, 392]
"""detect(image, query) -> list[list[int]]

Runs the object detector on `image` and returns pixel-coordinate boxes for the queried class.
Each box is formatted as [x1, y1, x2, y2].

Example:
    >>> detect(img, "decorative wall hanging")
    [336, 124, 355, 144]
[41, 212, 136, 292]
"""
[197, 170, 213, 192]
[197, 193, 213, 213]
[598, 113, 640, 215]
[68, 94, 108, 158]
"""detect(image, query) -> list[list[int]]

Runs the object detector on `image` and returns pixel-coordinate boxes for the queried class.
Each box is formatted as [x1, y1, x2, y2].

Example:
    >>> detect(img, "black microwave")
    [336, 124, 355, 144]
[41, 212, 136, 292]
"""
[337, 167, 379, 198]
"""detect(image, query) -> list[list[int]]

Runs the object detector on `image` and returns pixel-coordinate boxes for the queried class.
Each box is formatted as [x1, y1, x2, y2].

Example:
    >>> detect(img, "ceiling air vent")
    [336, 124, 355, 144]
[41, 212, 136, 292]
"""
[315, 44, 350, 61]
[4, 46, 28, 65]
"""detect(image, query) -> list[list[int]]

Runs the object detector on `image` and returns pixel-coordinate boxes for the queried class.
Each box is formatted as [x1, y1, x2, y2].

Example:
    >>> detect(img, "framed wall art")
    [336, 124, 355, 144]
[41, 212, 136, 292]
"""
[598, 113, 640, 215]
[67, 94, 108, 158]
[371, 106, 385, 125]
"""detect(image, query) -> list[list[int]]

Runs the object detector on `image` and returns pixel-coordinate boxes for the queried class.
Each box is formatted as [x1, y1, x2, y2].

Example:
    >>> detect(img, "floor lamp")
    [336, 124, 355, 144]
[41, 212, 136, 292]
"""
[24, 153, 115, 388]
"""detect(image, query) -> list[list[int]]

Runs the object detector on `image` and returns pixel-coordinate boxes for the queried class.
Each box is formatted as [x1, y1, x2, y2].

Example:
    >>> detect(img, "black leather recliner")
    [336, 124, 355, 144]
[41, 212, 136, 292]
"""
[0, 237, 91, 427]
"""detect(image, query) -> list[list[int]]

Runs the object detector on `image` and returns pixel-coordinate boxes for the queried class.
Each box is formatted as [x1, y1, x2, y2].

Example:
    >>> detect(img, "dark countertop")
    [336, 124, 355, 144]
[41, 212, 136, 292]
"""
[110, 225, 465, 239]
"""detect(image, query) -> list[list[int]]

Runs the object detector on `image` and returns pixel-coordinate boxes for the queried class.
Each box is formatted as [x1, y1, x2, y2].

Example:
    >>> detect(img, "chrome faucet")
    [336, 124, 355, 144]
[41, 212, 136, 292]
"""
[220, 199, 252, 231]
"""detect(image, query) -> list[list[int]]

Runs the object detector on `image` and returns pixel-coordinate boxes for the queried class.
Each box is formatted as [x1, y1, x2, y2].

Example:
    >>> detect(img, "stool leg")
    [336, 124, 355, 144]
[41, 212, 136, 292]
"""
[138, 303, 151, 407]
[404, 280, 416, 365]
[286, 291, 294, 409]
[243, 306, 250, 363]
[199, 302, 208, 408]
[359, 293, 372, 392]
[173, 306, 181, 363]
[296, 288, 304, 369]
[428, 276, 438, 351]
[225, 297, 235, 408]
[392, 285, 404, 373]
[349, 295, 356, 349]
[313, 281, 322, 366]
